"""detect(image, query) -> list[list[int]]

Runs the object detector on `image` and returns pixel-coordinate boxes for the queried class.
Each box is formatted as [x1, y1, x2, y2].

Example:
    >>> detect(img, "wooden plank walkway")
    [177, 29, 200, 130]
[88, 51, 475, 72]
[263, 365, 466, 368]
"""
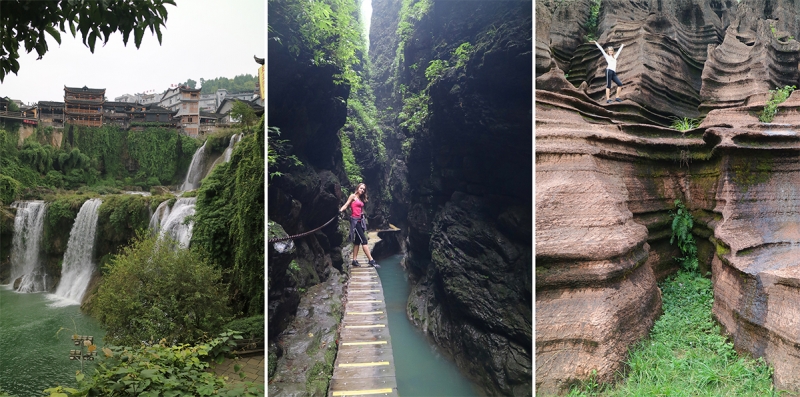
[329, 232, 398, 397]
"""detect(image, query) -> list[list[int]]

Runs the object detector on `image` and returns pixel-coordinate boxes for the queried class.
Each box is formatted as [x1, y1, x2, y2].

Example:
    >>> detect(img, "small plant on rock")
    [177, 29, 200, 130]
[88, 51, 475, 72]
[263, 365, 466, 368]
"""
[670, 199, 699, 272]
[671, 117, 700, 132]
[759, 85, 796, 123]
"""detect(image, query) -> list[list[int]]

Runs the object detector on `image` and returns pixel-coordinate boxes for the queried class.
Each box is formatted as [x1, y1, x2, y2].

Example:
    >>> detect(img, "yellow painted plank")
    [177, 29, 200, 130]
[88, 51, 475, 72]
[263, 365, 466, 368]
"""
[350, 282, 379, 285]
[349, 289, 380, 293]
[349, 300, 382, 303]
[341, 341, 388, 346]
[339, 361, 390, 367]
[332, 388, 394, 396]
[346, 311, 384, 315]
[345, 324, 386, 328]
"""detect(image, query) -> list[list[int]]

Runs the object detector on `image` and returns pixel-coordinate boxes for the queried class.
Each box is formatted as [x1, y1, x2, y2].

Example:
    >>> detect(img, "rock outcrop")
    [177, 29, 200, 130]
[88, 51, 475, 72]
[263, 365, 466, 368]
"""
[538, 0, 800, 392]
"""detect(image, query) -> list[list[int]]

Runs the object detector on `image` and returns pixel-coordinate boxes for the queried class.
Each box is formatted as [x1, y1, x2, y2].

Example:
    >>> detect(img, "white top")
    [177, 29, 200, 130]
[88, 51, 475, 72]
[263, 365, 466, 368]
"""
[595, 42, 623, 72]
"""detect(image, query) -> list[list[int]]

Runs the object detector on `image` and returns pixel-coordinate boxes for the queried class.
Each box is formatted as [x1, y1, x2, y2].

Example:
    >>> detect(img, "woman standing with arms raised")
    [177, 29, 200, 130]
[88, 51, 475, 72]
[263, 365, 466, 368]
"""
[339, 183, 380, 268]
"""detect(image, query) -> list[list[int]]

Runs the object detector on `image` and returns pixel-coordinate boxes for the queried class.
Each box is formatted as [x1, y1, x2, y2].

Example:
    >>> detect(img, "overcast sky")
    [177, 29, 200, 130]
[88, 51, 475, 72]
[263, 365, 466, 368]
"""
[1, 0, 265, 105]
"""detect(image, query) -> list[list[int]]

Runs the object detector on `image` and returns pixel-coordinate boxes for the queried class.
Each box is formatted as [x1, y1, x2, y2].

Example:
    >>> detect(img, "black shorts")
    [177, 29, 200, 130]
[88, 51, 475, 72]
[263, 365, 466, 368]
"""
[606, 69, 622, 88]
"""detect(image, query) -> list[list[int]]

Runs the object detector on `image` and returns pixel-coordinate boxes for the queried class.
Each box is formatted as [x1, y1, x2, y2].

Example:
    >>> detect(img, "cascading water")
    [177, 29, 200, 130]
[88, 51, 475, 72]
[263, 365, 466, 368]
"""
[51, 198, 102, 305]
[223, 133, 241, 162]
[8, 201, 48, 293]
[150, 198, 196, 248]
[180, 140, 208, 191]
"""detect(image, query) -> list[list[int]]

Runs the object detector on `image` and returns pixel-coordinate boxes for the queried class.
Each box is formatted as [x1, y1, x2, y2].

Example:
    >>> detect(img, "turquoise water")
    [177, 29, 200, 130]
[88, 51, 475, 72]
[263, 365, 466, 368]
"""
[0, 287, 105, 395]
[378, 254, 481, 396]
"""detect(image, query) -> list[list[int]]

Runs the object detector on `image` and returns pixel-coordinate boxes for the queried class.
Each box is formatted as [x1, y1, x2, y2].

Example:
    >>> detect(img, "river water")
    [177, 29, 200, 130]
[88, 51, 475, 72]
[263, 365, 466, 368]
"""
[0, 287, 105, 395]
[377, 254, 481, 396]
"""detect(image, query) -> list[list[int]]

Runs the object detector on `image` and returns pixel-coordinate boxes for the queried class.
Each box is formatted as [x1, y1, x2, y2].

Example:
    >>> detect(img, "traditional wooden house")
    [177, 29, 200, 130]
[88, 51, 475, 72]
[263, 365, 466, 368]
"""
[102, 101, 139, 129]
[128, 104, 178, 131]
[64, 86, 105, 126]
[199, 111, 225, 135]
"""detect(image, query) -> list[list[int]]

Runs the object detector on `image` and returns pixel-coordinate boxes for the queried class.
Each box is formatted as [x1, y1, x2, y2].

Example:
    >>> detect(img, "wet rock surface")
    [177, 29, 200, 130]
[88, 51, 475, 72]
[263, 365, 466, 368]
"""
[268, 267, 344, 396]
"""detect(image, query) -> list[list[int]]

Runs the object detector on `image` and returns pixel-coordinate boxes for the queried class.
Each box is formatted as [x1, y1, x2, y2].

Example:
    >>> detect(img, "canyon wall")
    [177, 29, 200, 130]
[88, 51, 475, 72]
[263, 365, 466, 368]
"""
[537, 0, 800, 394]
[372, 0, 533, 394]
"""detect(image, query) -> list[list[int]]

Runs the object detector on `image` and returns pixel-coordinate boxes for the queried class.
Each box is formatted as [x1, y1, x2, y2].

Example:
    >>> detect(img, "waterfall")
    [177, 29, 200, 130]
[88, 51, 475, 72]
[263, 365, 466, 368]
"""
[8, 201, 48, 293]
[52, 198, 102, 305]
[207, 133, 242, 173]
[150, 198, 196, 249]
[180, 140, 208, 191]
[224, 133, 241, 162]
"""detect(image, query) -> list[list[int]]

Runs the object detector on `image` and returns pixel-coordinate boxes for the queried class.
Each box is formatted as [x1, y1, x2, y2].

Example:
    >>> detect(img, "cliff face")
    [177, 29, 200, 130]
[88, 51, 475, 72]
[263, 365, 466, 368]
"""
[266, 7, 350, 339]
[371, 0, 532, 394]
[538, 0, 800, 394]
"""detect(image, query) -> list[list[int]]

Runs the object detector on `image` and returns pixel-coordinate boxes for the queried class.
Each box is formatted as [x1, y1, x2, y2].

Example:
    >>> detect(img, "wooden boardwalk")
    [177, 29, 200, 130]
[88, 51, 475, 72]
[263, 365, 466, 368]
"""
[329, 232, 398, 397]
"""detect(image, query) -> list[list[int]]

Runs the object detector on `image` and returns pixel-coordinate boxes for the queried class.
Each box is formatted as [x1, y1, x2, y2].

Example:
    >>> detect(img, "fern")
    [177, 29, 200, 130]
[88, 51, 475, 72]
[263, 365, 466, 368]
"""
[670, 199, 699, 272]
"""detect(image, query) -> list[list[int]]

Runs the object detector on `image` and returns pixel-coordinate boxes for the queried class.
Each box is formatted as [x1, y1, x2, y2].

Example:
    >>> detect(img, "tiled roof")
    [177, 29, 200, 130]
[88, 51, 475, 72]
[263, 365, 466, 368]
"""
[64, 86, 106, 94]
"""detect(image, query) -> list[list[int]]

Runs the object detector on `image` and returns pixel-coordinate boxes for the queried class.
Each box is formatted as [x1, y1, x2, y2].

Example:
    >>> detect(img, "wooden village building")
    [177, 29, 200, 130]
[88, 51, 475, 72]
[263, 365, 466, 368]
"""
[37, 101, 64, 128]
[64, 86, 105, 127]
[160, 86, 201, 137]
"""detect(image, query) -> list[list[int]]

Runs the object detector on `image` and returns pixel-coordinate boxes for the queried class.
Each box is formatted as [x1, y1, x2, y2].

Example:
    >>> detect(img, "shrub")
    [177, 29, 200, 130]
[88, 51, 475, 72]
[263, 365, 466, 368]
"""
[425, 59, 448, 82]
[45, 333, 263, 396]
[670, 199, 699, 272]
[759, 85, 796, 123]
[453, 42, 473, 69]
[91, 233, 232, 346]
[224, 315, 265, 340]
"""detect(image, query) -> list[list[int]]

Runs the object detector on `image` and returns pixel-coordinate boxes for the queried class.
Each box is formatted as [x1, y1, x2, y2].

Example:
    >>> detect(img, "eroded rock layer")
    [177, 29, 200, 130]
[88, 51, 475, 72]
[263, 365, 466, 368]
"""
[541, 0, 800, 393]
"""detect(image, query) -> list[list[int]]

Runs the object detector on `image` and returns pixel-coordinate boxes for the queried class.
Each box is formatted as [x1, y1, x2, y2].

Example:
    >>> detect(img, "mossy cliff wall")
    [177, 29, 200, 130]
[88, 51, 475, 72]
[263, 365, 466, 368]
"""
[370, 0, 533, 394]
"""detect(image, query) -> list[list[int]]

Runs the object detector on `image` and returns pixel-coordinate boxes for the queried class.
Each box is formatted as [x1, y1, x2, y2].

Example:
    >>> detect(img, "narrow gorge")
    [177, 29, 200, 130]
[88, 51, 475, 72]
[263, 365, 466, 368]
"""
[538, 0, 800, 394]
[268, 0, 532, 395]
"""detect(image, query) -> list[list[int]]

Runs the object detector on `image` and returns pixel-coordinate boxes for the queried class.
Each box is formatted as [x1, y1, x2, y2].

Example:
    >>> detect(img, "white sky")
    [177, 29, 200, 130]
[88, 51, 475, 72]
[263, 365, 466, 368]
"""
[361, 0, 373, 51]
[1, 0, 265, 105]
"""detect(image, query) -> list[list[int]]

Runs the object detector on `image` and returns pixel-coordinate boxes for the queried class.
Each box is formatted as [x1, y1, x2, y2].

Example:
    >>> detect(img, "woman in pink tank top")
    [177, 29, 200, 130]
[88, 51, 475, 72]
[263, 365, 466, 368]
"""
[339, 183, 379, 268]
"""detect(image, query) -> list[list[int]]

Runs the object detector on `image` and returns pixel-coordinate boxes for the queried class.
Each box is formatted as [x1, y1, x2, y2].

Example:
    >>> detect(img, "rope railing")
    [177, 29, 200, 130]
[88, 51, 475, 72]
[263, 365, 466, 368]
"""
[268, 214, 340, 243]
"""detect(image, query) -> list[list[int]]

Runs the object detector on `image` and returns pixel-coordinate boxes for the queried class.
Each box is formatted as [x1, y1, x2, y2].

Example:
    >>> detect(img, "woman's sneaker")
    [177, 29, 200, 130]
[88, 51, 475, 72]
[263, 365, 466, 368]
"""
[351, 260, 361, 267]
[368, 260, 380, 269]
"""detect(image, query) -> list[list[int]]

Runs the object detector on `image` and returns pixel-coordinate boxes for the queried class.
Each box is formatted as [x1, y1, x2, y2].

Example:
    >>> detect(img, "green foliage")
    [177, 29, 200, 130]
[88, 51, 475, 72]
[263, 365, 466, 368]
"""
[91, 233, 232, 346]
[453, 42, 474, 69]
[271, 0, 364, 88]
[230, 100, 258, 128]
[392, 0, 432, 81]
[339, 132, 362, 185]
[194, 117, 265, 315]
[183, 78, 197, 89]
[224, 315, 265, 340]
[425, 59, 449, 82]
[669, 200, 699, 272]
[0, 0, 175, 81]
[671, 117, 700, 131]
[54, 333, 263, 396]
[583, 0, 601, 42]
[759, 85, 796, 122]
[267, 126, 302, 180]
[96, 194, 160, 246]
[399, 91, 430, 134]
[0, 174, 21, 205]
[569, 272, 777, 396]
[199, 74, 257, 94]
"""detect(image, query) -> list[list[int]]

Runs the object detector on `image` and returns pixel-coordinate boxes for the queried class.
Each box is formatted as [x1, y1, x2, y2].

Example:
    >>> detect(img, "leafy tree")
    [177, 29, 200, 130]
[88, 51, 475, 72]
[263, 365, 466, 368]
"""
[91, 233, 232, 346]
[199, 74, 257, 94]
[230, 100, 257, 128]
[0, 0, 176, 81]
[184, 78, 197, 89]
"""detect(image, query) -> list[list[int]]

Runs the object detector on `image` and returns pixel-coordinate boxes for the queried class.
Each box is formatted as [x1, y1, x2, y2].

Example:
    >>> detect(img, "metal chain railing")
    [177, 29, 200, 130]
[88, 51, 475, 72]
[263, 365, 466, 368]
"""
[268, 214, 340, 243]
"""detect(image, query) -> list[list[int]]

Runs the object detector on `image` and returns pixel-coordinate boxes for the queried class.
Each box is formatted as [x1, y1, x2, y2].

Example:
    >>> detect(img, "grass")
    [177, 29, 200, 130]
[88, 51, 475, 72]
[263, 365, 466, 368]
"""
[671, 117, 700, 131]
[567, 271, 780, 397]
[759, 85, 796, 123]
